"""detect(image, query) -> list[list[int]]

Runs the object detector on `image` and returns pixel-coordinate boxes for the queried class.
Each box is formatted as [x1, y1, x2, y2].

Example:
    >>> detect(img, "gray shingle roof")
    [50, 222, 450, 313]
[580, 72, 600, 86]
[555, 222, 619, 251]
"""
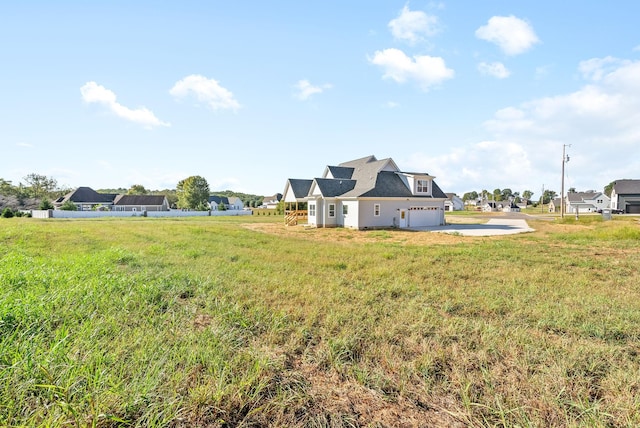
[113, 195, 167, 206]
[613, 179, 640, 195]
[287, 179, 313, 198]
[327, 166, 355, 179]
[287, 155, 446, 200]
[60, 187, 116, 204]
[314, 178, 357, 197]
[209, 196, 229, 205]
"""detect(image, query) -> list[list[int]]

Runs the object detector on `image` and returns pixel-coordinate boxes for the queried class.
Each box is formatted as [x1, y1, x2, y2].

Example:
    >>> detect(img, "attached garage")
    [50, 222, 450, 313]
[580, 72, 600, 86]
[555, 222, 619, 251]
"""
[626, 204, 640, 214]
[408, 206, 441, 227]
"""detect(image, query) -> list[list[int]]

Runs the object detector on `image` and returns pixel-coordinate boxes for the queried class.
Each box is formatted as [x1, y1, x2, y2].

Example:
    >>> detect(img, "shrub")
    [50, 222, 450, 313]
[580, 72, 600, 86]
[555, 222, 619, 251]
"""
[39, 200, 54, 210]
[1, 208, 15, 218]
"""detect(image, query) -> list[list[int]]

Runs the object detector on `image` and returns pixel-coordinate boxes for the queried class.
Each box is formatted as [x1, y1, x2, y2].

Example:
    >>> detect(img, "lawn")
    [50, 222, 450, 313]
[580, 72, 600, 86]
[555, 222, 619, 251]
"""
[1, 215, 639, 427]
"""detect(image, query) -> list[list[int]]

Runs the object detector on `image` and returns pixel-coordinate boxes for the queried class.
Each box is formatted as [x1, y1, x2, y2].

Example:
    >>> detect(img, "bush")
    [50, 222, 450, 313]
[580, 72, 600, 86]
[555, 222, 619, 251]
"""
[1, 208, 15, 218]
[39, 200, 54, 210]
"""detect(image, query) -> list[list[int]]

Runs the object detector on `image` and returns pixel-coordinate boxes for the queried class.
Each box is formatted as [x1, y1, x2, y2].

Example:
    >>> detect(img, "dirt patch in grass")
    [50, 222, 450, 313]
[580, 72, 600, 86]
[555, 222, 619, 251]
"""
[243, 222, 485, 246]
[293, 356, 466, 427]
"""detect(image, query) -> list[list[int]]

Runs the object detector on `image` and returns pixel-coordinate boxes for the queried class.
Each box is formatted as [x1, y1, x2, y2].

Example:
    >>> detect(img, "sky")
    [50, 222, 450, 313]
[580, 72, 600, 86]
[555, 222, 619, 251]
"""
[2, 1, 640, 199]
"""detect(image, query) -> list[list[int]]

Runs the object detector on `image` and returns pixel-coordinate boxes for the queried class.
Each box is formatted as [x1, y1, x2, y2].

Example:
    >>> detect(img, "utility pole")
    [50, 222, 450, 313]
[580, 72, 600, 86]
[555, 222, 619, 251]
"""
[561, 144, 571, 218]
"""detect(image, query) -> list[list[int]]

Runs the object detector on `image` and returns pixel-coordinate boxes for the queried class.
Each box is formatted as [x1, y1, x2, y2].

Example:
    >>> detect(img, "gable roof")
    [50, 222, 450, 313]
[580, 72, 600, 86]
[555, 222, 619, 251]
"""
[286, 179, 313, 199]
[58, 187, 116, 204]
[326, 166, 355, 179]
[313, 178, 357, 197]
[567, 191, 604, 203]
[296, 155, 446, 200]
[613, 179, 640, 195]
[113, 195, 167, 206]
[209, 196, 229, 205]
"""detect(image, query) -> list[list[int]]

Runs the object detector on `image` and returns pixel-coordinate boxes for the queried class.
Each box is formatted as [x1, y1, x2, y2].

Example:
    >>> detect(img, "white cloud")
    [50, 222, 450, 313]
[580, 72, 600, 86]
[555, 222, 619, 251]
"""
[578, 56, 629, 81]
[17, 142, 33, 148]
[369, 48, 454, 90]
[294, 80, 332, 101]
[405, 58, 640, 195]
[80, 81, 169, 128]
[385, 101, 400, 108]
[478, 61, 511, 78]
[388, 6, 440, 44]
[170, 75, 240, 112]
[475, 15, 539, 55]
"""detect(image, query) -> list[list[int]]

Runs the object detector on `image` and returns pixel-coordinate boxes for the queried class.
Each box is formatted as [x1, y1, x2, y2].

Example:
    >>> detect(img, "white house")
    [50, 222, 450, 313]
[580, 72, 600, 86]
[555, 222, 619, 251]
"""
[444, 193, 464, 211]
[566, 191, 610, 213]
[610, 180, 640, 213]
[283, 155, 447, 229]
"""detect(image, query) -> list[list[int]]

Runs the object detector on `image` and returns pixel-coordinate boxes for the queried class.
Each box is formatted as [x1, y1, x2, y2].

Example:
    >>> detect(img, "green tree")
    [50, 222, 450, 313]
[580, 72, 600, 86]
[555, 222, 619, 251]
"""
[462, 191, 478, 201]
[500, 188, 513, 201]
[60, 200, 78, 211]
[39, 200, 54, 210]
[23, 173, 58, 199]
[128, 184, 148, 195]
[176, 176, 210, 209]
[218, 202, 227, 211]
[604, 181, 615, 197]
[493, 188, 502, 200]
[522, 190, 534, 201]
[542, 190, 557, 204]
[0, 178, 14, 195]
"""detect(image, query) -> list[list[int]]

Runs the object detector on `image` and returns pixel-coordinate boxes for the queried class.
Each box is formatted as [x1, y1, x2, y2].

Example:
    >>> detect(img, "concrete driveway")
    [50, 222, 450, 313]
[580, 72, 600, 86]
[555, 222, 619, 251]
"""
[412, 218, 535, 236]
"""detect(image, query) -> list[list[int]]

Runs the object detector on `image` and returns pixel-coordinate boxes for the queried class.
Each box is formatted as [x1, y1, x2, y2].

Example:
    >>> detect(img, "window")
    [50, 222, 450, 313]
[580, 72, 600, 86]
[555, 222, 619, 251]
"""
[416, 179, 430, 193]
[328, 203, 335, 218]
[374, 204, 380, 216]
[309, 204, 316, 217]
[343, 205, 348, 215]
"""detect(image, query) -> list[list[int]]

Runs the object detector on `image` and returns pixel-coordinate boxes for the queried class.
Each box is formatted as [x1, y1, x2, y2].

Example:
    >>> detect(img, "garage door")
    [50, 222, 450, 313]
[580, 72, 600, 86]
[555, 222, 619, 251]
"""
[626, 204, 640, 214]
[408, 206, 440, 227]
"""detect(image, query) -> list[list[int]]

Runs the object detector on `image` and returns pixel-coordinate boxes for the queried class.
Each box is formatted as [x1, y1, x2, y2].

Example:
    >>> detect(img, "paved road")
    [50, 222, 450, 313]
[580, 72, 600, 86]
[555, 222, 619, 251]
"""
[412, 218, 535, 236]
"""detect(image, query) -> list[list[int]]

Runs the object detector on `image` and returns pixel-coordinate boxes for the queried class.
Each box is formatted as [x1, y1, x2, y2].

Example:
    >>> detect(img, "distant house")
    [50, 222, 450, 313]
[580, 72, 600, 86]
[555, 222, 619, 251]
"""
[54, 187, 117, 211]
[610, 179, 640, 213]
[501, 201, 521, 212]
[482, 200, 498, 212]
[227, 196, 244, 210]
[262, 193, 282, 209]
[444, 193, 464, 211]
[113, 195, 170, 212]
[283, 155, 446, 229]
[209, 195, 244, 211]
[566, 191, 610, 213]
[209, 196, 229, 211]
[54, 187, 169, 212]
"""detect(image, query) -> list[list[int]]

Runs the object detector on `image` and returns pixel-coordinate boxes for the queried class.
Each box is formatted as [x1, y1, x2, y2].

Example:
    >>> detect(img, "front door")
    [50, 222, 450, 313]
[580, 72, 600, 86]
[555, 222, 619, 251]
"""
[399, 209, 408, 228]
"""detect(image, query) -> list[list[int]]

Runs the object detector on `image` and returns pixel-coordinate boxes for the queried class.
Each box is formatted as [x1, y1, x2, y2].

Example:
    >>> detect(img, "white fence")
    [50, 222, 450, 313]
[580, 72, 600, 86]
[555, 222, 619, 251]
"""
[31, 210, 253, 219]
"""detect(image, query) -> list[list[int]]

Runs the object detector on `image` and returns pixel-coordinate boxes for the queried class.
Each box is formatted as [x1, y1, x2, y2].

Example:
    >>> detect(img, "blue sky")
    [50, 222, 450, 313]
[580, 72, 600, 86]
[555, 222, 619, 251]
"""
[2, 1, 640, 198]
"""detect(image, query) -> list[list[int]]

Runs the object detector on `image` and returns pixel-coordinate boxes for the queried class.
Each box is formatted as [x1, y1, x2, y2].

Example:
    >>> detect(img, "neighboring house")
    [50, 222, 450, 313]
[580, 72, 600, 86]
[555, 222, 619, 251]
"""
[482, 200, 498, 212]
[610, 179, 640, 213]
[566, 191, 610, 213]
[209, 196, 229, 211]
[444, 193, 464, 211]
[501, 201, 521, 212]
[54, 187, 169, 212]
[283, 155, 446, 229]
[54, 187, 117, 211]
[113, 195, 169, 212]
[227, 196, 244, 210]
[262, 193, 282, 209]
[548, 197, 560, 213]
[209, 195, 243, 211]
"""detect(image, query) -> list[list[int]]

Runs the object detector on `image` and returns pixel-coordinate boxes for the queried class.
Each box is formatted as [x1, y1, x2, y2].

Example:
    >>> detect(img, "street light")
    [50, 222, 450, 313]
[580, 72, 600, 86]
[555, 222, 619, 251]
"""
[561, 144, 571, 218]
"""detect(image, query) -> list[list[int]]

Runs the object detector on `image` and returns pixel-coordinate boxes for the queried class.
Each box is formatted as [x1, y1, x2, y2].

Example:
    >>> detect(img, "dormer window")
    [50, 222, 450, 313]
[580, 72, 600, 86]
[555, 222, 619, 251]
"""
[416, 179, 430, 194]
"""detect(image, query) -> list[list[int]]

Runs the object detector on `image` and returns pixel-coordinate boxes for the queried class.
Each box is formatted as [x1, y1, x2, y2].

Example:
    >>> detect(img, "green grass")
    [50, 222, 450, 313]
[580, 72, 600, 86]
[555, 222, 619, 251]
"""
[1, 215, 640, 426]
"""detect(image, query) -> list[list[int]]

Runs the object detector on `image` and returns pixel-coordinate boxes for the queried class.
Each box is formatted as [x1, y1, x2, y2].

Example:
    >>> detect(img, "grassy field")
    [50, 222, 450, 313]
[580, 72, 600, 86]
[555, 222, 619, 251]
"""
[1, 215, 640, 427]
